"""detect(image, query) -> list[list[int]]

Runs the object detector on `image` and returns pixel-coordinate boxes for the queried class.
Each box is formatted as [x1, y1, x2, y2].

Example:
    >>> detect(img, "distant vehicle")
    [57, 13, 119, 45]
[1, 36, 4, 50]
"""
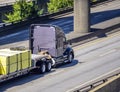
[0, 24, 74, 83]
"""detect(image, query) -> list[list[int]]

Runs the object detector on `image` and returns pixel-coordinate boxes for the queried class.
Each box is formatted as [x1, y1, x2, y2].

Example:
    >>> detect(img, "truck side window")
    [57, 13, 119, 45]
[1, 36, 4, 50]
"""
[63, 37, 66, 44]
[55, 26, 65, 49]
[57, 37, 63, 48]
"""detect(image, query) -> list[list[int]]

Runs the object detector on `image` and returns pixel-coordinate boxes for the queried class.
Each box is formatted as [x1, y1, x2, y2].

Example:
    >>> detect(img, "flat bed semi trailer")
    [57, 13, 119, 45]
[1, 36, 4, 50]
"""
[0, 24, 74, 83]
[0, 48, 52, 83]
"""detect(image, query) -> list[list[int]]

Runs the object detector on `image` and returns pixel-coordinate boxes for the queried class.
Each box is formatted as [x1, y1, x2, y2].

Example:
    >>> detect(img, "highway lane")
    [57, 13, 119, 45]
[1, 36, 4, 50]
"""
[0, 0, 120, 45]
[0, 30, 120, 92]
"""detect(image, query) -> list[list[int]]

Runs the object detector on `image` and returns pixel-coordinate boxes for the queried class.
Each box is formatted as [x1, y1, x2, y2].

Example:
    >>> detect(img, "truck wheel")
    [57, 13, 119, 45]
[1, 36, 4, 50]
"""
[46, 62, 52, 72]
[39, 63, 46, 74]
[68, 53, 73, 63]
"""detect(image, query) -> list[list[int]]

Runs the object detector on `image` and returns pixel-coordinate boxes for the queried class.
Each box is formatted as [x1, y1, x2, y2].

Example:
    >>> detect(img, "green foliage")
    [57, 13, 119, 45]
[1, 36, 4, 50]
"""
[3, 0, 43, 23]
[4, 11, 21, 23]
[91, 0, 97, 2]
[37, 9, 44, 16]
[47, 0, 73, 13]
[19, 0, 34, 19]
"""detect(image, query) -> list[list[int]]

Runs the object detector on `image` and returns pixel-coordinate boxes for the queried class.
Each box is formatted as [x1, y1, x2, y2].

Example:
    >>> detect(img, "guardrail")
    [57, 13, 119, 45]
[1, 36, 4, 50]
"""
[67, 67, 120, 92]
[74, 74, 120, 92]
[68, 23, 120, 47]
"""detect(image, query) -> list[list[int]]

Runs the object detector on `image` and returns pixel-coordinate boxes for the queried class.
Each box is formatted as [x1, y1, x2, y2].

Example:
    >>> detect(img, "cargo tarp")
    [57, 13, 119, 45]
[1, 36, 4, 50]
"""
[0, 49, 31, 75]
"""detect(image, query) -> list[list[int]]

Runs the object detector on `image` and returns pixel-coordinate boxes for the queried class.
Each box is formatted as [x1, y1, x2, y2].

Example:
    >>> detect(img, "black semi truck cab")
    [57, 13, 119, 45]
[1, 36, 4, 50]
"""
[29, 24, 74, 66]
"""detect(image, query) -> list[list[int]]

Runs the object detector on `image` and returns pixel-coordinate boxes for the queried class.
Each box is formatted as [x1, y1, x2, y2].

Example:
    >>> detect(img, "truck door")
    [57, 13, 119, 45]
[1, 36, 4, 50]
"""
[55, 27, 66, 57]
[56, 37, 64, 57]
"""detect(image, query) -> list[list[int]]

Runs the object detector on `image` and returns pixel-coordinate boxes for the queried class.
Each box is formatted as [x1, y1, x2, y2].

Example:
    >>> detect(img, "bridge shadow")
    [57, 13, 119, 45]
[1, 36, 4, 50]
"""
[49, 9, 120, 34]
[0, 9, 120, 46]
[90, 9, 120, 25]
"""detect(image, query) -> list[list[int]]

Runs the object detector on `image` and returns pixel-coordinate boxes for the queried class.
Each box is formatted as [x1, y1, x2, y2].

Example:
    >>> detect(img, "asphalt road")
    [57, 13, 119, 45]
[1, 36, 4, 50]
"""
[0, 0, 120, 45]
[0, 1, 120, 92]
[0, 28, 120, 92]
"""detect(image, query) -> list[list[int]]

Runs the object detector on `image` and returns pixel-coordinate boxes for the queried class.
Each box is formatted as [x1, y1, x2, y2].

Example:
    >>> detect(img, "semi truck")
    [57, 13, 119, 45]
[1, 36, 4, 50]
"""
[0, 24, 74, 83]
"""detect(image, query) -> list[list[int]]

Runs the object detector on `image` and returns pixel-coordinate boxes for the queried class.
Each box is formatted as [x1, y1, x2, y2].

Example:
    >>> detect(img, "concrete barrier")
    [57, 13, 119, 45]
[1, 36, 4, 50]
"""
[66, 23, 120, 46]
[89, 74, 120, 92]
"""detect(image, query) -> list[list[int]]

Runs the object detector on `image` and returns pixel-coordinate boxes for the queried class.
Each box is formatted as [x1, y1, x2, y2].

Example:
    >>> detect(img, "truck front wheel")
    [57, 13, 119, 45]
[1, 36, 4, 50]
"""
[46, 62, 52, 72]
[68, 53, 74, 63]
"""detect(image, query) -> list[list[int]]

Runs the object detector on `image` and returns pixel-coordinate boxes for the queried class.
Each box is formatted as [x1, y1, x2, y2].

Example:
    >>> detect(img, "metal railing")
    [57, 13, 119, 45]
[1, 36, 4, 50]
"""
[67, 67, 120, 92]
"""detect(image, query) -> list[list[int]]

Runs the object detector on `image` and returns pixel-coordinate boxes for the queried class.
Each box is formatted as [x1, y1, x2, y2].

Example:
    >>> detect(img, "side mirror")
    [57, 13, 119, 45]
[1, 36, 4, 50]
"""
[69, 40, 72, 45]
[64, 41, 68, 45]
[65, 41, 72, 45]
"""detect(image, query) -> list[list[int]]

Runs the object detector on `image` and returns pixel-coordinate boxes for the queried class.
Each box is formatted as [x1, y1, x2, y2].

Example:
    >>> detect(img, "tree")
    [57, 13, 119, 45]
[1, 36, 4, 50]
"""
[47, 0, 73, 13]
[4, 1, 23, 23]
[3, 0, 43, 23]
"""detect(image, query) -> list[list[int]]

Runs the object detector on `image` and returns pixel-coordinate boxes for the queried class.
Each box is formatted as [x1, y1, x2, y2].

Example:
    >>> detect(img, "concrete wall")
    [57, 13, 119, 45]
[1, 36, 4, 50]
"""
[89, 75, 120, 92]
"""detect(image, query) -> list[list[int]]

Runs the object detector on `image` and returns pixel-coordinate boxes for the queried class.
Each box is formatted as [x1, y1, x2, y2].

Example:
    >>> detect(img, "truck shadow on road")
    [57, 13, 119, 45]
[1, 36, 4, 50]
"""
[55, 59, 79, 69]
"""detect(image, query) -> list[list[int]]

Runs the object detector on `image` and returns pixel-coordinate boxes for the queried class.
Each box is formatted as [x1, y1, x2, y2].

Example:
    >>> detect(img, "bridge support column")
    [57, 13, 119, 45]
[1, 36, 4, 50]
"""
[74, 0, 90, 33]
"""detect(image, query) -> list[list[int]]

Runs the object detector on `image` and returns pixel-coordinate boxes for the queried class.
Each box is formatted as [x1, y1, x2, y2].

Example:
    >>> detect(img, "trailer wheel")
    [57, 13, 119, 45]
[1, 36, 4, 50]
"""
[46, 62, 52, 72]
[39, 63, 46, 74]
[68, 53, 73, 63]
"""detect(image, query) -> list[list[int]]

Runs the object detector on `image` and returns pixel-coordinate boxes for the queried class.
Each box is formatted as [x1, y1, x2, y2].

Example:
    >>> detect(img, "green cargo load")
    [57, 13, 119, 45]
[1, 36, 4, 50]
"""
[0, 49, 31, 75]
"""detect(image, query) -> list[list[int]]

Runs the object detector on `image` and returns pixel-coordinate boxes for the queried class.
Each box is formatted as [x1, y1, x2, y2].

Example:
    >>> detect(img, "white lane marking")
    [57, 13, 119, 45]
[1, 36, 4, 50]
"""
[99, 49, 116, 57]
[66, 67, 120, 92]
